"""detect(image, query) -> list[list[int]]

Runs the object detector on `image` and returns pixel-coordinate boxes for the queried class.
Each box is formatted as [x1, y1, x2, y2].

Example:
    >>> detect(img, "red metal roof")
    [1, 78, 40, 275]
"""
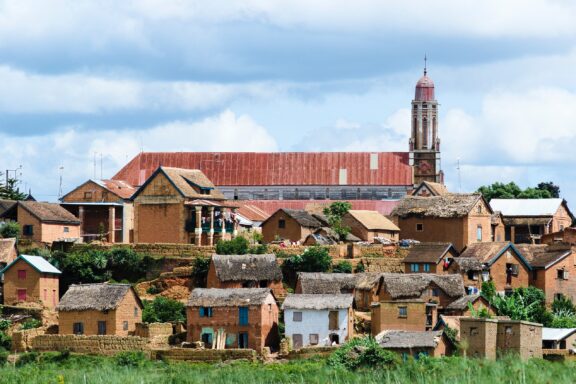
[239, 200, 400, 216]
[415, 74, 435, 101]
[112, 152, 412, 187]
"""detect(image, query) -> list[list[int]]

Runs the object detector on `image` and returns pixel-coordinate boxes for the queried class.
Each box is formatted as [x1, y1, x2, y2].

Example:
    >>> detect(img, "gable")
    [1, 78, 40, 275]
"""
[62, 180, 123, 203]
[134, 171, 181, 199]
[489, 245, 532, 270]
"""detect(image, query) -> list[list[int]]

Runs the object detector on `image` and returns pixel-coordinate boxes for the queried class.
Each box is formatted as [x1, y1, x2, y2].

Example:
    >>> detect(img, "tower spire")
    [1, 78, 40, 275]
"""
[424, 54, 427, 76]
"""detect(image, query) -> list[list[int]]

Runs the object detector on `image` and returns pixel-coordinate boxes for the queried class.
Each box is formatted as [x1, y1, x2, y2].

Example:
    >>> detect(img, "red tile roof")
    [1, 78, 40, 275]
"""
[236, 204, 270, 222]
[112, 152, 412, 187]
[100, 180, 136, 200]
[239, 200, 400, 216]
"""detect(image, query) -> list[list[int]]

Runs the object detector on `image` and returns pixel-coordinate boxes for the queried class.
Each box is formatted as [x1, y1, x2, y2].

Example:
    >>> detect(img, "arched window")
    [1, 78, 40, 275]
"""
[422, 118, 428, 148]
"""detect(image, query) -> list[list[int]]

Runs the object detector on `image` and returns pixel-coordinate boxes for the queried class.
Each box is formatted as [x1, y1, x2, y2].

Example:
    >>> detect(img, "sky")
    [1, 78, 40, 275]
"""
[1, 0, 576, 204]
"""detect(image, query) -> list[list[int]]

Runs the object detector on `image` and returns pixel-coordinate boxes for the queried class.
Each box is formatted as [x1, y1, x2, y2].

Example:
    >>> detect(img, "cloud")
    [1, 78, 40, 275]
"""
[0, 110, 277, 200]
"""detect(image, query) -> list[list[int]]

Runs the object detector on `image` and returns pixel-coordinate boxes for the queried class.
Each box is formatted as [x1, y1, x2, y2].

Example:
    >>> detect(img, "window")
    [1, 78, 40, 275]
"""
[416, 223, 423, 232]
[477, 205, 482, 214]
[560, 225, 565, 231]
[467, 271, 478, 281]
[555, 293, 565, 301]
[505, 326, 513, 335]
[410, 264, 419, 272]
[398, 306, 408, 318]
[476, 225, 482, 242]
[506, 263, 519, 276]
[278, 219, 286, 229]
[239, 307, 249, 325]
[423, 264, 430, 272]
[17, 270, 26, 280]
[200, 307, 213, 317]
[134, 307, 138, 318]
[84, 191, 92, 199]
[17, 289, 26, 301]
[63, 227, 69, 233]
[329, 311, 339, 330]
[23, 225, 33, 236]
[73, 322, 84, 335]
[532, 270, 538, 280]
[98, 321, 107, 335]
[469, 327, 478, 336]
[123, 321, 129, 331]
[102, 191, 108, 200]
[293, 311, 303, 322]
[309, 334, 319, 345]
[43, 289, 47, 301]
[431, 288, 440, 297]
[557, 269, 569, 280]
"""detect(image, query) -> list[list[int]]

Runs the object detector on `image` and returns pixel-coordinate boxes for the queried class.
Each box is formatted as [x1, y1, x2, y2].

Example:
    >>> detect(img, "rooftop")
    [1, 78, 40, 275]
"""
[57, 283, 137, 312]
[377, 330, 443, 349]
[379, 273, 465, 299]
[402, 242, 456, 264]
[490, 198, 565, 217]
[346, 210, 399, 232]
[1, 254, 61, 275]
[542, 328, 576, 341]
[18, 201, 80, 225]
[282, 294, 354, 310]
[391, 194, 483, 218]
[187, 288, 273, 307]
[212, 254, 282, 282]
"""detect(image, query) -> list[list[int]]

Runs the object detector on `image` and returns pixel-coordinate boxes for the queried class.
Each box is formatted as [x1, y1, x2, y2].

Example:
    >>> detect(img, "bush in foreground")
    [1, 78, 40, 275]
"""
[327, 337, 399, 371]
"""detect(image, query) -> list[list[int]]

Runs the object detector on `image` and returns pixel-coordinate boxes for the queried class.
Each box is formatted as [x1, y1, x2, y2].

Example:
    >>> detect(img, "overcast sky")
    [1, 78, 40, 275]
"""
[1, 0, 576, 204]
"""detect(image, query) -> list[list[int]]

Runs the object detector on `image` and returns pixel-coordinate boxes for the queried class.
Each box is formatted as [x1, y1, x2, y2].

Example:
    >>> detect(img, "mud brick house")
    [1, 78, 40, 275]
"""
[0, 255, 61, 309]
[443, 294, 493, 316]
[207, 254, 284, 297]
[261, 209, 325, 243]
[459, 317, 542, 360]
[61, 179, 135, 243]
[186, 288, 279, 351]
[376, 330, 450, 358]
[282, 294, 354, 348]
[490, 199, 574, 244]
[450, 242, 531, 295]
[391, 193, 497, 252]
[131, 166, 239, 245]
[341, 210, 400, 243]
[57, 283, 143, 336]
[516, 243, 576, 304]
[0, 201, 80, 244]
[542, 328, 576, 350]
[371, 274, 466, 334]
[411, 181, 449, 197]
[402, 242, 458, 274]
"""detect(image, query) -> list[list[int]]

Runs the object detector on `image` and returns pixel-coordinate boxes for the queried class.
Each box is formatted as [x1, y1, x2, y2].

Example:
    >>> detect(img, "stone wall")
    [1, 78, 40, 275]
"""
[11, 328, 45, 353]
[361, 257, 404, 273]
[268, 244, 343, 258]
[152, 348, 257, 362]
[71, 243, 215, 259]
[32, 335, 148, 355]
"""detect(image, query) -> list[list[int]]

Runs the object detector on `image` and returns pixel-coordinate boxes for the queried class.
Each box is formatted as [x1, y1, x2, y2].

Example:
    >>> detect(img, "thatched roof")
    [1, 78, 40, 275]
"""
[57, 283, 140, 312]
[187, 288, 273, 307]
[515, 244, 572, 269]
[345, 210, 399, 232]
[379, 273, 465, 299]
[445, 294, 483, 311]
[19, 201, 80, 225]
[376, 330, 444, 349]
[402, 243, 457, 264]
[391, 193, 483, 218]
[452, 257, 483, 272]
[0, 238, 17, 265]
[281, 209, 324, 228]
[212, 254, 282, 282]
[297, 272, 358, 294]
[355, 273, 386, 291]
[282, 294, 353, 310]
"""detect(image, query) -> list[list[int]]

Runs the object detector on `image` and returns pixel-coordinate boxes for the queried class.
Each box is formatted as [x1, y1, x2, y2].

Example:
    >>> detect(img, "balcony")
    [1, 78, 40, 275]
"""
[185, 220, 234, 233]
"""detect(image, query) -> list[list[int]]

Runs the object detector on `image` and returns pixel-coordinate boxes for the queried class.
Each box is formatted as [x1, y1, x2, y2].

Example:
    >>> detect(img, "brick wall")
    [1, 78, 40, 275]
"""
[32, 334, 148, 354]
[135, 203, 184, 244]
[531, 254, 576, 304]
[496, 320, 542, 359]
[488, 249, 530, 293]
[460, 318, 498, 359]
[2, 259, 58, 308]
[552, 205, 572, 233]
[371, 301, 435, 334]
[134, 322, 173, 338]
[152, 348, 257, 362]
[11, 327, 45, 352]
[262, 211, 314, 243]
[63, 181, 125, 203]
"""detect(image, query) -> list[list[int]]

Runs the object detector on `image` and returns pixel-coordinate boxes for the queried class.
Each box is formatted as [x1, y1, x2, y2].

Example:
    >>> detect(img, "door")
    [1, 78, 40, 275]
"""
[238, 332, 249, 349]
[292, 334, 303, 349]
[17, 289, 26, 301]
[98, 321, 107, 335]
[329, 311, 339, 330]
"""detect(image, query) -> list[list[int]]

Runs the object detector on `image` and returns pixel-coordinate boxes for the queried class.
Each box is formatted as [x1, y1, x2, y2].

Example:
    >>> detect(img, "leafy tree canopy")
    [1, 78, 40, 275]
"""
[0, 222, 20, 239]
[142, 296, 186, 323]
[477, 181, 559, 202]
[323, 201, 352, 241]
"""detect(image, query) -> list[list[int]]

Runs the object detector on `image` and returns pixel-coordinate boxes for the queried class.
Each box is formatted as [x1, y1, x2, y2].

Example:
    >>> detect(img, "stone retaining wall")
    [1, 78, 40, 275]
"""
[11, 328, 45, 353]
[31, 335, 148, 355]
[361, 257, 404, 273]
[269, 245, 343, 258]
[153, 348, 257, 362]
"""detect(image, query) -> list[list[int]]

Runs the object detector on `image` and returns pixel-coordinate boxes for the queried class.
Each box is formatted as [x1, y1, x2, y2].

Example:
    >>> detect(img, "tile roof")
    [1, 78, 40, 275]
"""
[1, 255, 61, 275]
[391, 193, 483, 218]
[515, 244, 572, 269]
[57, 283, 138, 311]
[0, 199, 17, 215]
[212, 254, 282, 282]
[282, 294, 354, 310]
[445, 294, 483, 310]
[376, 330, 444, 349]
[112, 152, 413, 187]
[244, 199, 400, 216]
[346, 210, 399, 231]
[458, 242, 513, 264]
[19, 201, 80, 225]
[236, 204, 270, 222]
[413, 181, 449, 196]
[402, 242, 456, 264]
[98, 179, 136, 200]
[187, 288, 272, 307]
[133, 167, 225, 200]
[490, 198, 566, 217]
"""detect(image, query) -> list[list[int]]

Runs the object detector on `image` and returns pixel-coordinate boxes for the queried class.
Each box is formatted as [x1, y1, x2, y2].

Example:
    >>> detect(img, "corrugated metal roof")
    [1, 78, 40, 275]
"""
[112, 152, 412, 187]
[542, 328, 576, 341]
[1, 255, 61, 275]
[490, 199, 563, 217]
[242, 199, 400, 216]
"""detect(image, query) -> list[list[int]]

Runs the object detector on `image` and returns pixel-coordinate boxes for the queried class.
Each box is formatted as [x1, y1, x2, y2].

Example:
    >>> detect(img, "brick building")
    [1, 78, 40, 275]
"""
[282, 294, 354, 348]
[57, 283, 143, 336]
[375, 330, 450, 358]
[341, 210, 399, 243]
[261, 209, 324, 244]
[450, 242, 531, 295]
[0, 255, 61, 309]
[459, 317, 542, 360]
[131, 166, 239, 245]
[516, 244, 576, 304]
[402, 242, 458, 274]
[207, 254, 284, 297]
[443, 294, 494, 316]
[0, 201, 80, 244]
[372, 300, 438, 333]
[490, 198, 574, 244]
[186, 288, 279, 351]
[61, 179, 135, 243]
[391, 193, 497, 252]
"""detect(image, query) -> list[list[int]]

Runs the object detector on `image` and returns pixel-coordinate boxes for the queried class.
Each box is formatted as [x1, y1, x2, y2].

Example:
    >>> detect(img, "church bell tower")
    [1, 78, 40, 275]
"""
[409, 58, 443, 185]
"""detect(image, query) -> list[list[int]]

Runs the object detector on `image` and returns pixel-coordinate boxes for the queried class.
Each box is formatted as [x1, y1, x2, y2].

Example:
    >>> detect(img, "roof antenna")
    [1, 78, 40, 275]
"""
[456, 158, 462, 193]
[424, 54, 427, 76]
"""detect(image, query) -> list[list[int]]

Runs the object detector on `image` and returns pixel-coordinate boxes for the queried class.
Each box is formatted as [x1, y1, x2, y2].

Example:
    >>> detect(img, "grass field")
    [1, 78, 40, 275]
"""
[0, 353, 575, 384]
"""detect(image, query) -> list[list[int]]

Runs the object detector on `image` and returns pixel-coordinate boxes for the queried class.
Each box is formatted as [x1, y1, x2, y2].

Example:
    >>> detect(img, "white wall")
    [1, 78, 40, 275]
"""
[284, 308, 349, 348]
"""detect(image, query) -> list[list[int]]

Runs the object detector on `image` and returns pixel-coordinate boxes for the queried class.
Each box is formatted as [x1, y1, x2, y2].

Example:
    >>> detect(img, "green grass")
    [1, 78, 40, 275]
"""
[0, 353, 575, 384]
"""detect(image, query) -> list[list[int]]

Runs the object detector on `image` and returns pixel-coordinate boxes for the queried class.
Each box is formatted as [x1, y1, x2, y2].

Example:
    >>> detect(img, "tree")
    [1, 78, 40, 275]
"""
[142, 296, 186, 323]
[489, 287, 552, 325]
[215, 237, 249, 255]
[323, 201, 352, 241]
[537, 182, 560, 198]
[0, 222, 20, 239]
[332, 261, 353, 274]
[480, 280, 496, 301]
[299, 246, 332, 272]
[477, 181, 561, 202]
[0, 172, 26, 200]
[191, 257, 210, 287]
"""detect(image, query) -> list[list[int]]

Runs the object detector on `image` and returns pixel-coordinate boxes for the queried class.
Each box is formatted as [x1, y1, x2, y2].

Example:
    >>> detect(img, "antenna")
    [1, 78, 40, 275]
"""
[93, 152, 97, 179]
[100, 153, 103, 179]
[456, 158, 462, 193]
[58, 165, 64, 199]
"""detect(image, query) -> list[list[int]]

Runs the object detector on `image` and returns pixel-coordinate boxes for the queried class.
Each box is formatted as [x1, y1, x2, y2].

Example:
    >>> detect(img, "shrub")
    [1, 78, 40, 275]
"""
[39, 349, 70, 364]
[0, 351, 8, 365]
[249, 244, 268, 254]
[552, 296, 576, 315]
[354, 263, 366, 273]
[332, 261, 353, 274]
[327, 337, 399, 371]
[146, 285, 161, 295]
[0, 332, 11, 351]
[114, 351, 148, 367]
[191, 257, 210, 287]
[481, 280, 496, 301]
[20, 318, 42, 330]
[0, 222, 19, 239]
[142, 296, 186, 323]
[299, 247, 332, 273]
[16, 351, 39, 367]
[216, 237, 250, 255]
[0, 319, 12, 331]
